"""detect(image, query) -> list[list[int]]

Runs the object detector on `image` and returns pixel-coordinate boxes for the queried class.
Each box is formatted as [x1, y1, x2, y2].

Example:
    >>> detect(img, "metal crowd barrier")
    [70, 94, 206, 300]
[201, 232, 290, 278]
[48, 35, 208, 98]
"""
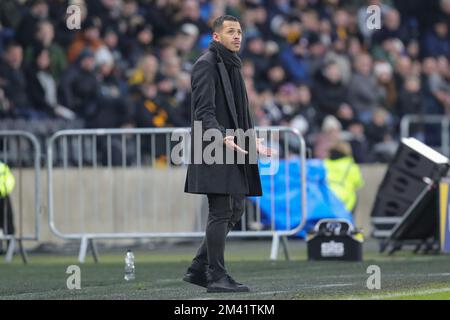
[47, 127, 307, 263]
[400, 114, 450, 157]
[0, 131, 41, 263]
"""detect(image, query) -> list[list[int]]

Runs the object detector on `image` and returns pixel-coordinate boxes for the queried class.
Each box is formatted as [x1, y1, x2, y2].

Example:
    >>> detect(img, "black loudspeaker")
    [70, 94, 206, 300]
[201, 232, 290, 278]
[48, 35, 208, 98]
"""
[372, 191, 412, 217]
[392, 139, 449, 181]
[371, 138, 449, 243]
[379, 183, 439, 254]
[377, 168, 429, 203]
[389, 184, 438, 241]
[371, 191, 411, 238]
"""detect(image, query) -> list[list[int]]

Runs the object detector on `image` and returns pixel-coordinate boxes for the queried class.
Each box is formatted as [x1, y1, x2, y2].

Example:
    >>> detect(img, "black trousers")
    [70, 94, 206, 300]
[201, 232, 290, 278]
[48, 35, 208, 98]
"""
[0, 196, 14, 254]
[0, 196, 14, 235]
[190, 194, 245, 281]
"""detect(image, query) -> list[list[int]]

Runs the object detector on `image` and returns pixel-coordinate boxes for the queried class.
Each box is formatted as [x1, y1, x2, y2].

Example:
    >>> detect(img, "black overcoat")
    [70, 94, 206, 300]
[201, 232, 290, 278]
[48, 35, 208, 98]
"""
[184, 50, 262, 196]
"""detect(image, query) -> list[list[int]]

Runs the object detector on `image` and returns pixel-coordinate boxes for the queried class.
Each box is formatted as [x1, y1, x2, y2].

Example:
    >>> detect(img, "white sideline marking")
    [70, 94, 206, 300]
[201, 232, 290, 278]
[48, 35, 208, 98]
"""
[157, 278, 181, 283]
[188, 283, 355, 299]
[252, 284, 354, 296]
[349, 287, 450, 300]
[188, 290, 289, 299]
[252, 290, 290, 296]
[427, 273, 450, 277]
[308, 283, 354, 288]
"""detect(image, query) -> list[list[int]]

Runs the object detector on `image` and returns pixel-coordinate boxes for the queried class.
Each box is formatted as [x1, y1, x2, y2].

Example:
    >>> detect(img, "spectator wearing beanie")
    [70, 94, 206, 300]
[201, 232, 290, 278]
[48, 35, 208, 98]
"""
[67, 16, 104, 63]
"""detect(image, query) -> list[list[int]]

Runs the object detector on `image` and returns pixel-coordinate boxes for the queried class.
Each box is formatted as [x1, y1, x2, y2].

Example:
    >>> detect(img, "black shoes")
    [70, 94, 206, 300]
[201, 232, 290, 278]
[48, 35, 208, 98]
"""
[206, 274, 250, 293]
[183, 269, 208, 288]
[183, 269, 250, 293]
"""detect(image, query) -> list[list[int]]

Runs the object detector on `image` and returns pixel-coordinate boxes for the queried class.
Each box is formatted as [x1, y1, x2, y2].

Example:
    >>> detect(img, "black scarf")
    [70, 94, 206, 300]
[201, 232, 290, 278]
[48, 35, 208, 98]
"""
[208, 40, 252, 131]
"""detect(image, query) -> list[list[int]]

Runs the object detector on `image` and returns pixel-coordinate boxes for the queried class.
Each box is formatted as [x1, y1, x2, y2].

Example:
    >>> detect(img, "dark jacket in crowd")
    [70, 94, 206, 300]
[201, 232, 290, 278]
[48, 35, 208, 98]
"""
[421, 28, 450, 59]
[365, 122, 392, 147]
[312, 69, 349, 118]
[89, 74, 135, 128]
[135, 93, 185, 128]
[60, 65, 99, 119]
[0, 60, 30, 112]
[397, 88, 423, 117]
[348, 72, 380, 114]
[26, 65, 57, 117]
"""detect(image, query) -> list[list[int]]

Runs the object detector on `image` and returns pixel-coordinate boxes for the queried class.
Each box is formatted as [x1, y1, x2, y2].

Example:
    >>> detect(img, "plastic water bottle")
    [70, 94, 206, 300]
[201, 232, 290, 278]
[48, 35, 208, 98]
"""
[124, 250, 135, 281]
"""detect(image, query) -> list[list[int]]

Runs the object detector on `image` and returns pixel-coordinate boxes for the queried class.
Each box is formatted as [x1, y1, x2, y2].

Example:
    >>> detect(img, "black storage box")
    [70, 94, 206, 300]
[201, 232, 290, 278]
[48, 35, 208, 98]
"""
[307, 219, 363, 261]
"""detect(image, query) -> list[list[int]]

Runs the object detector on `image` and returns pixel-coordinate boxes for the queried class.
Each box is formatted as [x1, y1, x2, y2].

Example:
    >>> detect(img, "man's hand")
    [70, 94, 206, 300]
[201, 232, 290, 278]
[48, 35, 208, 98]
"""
[223, 136, 248, 154]
[223, 136, 278, 157]
[256, 138, 277, 157]
[54, 105, 76, 120]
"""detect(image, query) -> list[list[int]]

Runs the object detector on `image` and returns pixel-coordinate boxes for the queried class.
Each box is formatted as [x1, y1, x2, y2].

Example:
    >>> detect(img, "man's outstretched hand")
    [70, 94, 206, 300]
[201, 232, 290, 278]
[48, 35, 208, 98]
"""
[224, 136, 248, 154]
[223, 136, 278, 157]
[256, 138, 277, 157]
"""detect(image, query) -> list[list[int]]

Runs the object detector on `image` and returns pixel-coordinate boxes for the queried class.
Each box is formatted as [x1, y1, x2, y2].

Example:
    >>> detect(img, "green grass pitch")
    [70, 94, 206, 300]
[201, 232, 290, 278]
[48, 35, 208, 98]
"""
[1, 239, 450, 300]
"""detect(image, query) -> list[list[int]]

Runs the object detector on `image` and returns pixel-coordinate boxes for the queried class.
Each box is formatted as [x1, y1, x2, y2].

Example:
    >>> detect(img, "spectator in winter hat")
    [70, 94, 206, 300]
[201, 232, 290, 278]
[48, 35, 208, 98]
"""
[67, 16, 104, 62]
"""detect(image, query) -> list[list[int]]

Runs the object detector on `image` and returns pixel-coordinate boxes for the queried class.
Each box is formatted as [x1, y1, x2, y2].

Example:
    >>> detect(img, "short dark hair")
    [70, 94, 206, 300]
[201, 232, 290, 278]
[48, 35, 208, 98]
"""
[5, 41, 21, 52]
[212, 15, 240, 32]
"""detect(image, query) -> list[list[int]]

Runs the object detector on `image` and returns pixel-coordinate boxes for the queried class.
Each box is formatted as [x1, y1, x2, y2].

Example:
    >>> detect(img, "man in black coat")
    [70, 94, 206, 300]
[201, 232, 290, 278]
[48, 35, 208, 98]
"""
[183, 15, 275, 293]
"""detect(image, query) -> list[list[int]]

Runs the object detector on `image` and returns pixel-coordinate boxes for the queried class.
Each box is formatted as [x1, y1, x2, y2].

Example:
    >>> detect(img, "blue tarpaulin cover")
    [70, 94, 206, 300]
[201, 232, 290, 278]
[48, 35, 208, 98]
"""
[251, 158, 354, 238]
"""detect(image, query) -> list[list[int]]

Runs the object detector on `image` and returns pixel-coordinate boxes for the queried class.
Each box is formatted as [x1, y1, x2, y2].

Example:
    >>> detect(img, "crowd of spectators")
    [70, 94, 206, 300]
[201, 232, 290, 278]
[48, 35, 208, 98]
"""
[0, 0, 450, 163]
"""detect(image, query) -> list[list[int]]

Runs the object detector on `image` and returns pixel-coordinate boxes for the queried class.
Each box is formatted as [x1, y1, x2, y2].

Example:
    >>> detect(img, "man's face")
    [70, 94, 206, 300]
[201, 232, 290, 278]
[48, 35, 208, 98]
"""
[37, 50, 50, 70]
[325, 64, 341, 83]
[6, 46, 23, 69]
[85, 27, 100, 41]
[37, 22, 54, 46]
[435, 22, 448, 37]
[355, 54, 372, 76]
[384, 10, 400, 30]
[81, 56, 95, 71]
[32, 2, 48, 19]
[213, 20, 242, 52]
